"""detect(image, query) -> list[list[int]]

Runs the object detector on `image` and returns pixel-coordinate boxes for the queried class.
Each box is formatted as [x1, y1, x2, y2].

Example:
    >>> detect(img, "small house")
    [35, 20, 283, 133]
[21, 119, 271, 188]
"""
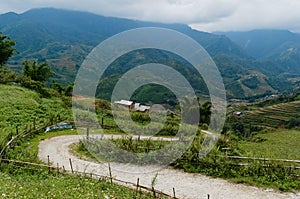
[114, 100, 151, 112]
[134, 103, 151, 112]
[114, 100, 135, 110]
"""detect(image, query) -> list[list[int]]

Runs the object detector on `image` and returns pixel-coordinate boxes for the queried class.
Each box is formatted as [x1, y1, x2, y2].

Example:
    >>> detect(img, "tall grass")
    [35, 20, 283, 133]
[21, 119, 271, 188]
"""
[0, 84, 71, 143]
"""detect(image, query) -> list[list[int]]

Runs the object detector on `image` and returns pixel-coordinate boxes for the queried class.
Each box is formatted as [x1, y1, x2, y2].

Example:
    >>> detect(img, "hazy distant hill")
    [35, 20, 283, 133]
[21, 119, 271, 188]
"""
[0, 8, 298, 100]
[217, 30, 300, 74]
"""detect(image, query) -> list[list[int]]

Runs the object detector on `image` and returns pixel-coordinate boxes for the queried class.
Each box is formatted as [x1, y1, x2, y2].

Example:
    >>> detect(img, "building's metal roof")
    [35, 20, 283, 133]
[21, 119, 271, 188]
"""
[114, 100, 134, 106]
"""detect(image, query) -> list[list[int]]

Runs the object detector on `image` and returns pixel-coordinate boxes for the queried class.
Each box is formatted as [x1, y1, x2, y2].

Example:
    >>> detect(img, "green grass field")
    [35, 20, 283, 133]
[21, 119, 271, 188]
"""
[239, 130, 300, 160]
[0, 84, 71, 142]
[0, 172, 159, 199]
[0, 129, 163, 199]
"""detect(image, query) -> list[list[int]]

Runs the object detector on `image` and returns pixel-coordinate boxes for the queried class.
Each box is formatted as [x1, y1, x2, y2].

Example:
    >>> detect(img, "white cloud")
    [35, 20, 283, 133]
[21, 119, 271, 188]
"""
[191, 0, 300, 32]
[0, 0, 300, 32]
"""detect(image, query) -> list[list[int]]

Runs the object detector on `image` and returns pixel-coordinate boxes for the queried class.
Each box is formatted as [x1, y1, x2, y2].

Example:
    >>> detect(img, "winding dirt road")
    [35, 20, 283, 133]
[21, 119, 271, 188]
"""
[38, 135, 299, 199]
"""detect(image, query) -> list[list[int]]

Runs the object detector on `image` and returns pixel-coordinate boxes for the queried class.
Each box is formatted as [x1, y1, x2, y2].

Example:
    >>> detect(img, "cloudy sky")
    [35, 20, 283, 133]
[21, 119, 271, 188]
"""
[0, 0, 300, 32]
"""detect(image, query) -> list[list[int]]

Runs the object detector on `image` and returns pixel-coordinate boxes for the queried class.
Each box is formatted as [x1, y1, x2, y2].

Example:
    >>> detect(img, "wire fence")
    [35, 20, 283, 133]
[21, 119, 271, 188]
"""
[0, 117, 180, 198]
[0, 116, 61, 158]
[0, 158, 179, 199]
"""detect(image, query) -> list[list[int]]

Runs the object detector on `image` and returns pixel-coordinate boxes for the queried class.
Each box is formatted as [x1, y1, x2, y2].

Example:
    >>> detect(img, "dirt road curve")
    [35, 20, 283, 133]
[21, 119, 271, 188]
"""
[38, 135, 299, 199]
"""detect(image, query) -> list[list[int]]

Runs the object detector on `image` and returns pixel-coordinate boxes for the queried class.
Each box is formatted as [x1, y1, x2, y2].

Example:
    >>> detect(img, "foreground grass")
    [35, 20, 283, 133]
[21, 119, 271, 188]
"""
[0, 172, 157, 199]
[0, 84, 70, 126]
[1, 130, 164, 199]
[0, 84, 71, 142]
[239, 130, 300, 160]
[4, 129, 78, 163]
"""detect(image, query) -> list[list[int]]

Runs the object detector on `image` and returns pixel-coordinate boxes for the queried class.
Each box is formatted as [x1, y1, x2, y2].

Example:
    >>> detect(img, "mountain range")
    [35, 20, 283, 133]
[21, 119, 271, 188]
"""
[1, 8, 300, 100]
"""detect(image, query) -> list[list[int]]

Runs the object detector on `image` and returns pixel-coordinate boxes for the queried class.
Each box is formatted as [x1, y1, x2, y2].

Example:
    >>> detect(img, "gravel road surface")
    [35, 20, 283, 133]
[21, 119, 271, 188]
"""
[38, 135, 299, 199]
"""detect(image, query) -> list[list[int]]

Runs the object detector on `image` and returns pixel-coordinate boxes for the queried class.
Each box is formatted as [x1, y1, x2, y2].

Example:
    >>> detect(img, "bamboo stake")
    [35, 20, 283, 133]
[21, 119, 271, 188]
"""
[47, 155, 50, 173]
[135, 178, 140, 197]
[69, 158, 74, 174]
[108, 163, 112, 183]
[173, 187, 176, 198]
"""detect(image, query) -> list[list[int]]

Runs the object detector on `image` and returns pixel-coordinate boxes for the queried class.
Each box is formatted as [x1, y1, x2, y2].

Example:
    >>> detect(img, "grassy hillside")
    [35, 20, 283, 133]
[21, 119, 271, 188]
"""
[0, 129, 159, 199]
[239, 130, 300, 160]
[0, 84, 71, 142]
[0, 85, 162, 198]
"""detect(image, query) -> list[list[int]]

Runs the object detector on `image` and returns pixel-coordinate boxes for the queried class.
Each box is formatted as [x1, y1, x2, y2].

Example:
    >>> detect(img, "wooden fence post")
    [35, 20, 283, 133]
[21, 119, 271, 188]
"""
[135, 178, 140, 197]
[86, 128, 89, 139]
[57, 163, 59, 174]
[108, 163, 112, 183]
[173, 187, 176, 198]
[152, 187, 156, 198]
[47, 155, 51, 173]
[69, 158, 74, 174]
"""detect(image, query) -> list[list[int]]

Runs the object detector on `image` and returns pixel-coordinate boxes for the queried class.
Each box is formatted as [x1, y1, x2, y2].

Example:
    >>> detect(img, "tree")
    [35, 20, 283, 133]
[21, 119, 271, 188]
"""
[200, 101, 212, 124]
[181, 97, 200, 125]
[0, 32, 15, 66]
[23, 60, 54, 83]
[50, 80, 74, 96]
[64, 83, 74, 96]
[50, 80, 64, 94]
[287, 117, 300, 129]
[181, 97, 212, 125]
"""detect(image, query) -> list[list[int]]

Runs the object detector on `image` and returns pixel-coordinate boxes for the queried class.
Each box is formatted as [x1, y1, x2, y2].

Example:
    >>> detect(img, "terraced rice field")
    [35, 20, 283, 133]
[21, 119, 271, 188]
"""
[240, 100, 300, 128]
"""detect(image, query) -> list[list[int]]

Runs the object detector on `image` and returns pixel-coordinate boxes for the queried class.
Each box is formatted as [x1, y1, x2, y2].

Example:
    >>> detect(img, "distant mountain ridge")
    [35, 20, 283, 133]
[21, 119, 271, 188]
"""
[0, 8, 299, 100]
[216, 30, 300, 74]
[0, 8, 247, 57]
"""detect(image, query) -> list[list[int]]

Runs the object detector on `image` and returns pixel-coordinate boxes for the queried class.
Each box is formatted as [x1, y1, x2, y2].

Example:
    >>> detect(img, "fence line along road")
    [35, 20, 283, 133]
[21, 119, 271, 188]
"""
[0, 158, 179, 199]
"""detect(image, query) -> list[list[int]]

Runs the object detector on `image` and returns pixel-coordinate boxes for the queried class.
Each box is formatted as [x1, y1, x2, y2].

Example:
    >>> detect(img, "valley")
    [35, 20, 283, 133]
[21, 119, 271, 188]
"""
[0, 7, 300, 199]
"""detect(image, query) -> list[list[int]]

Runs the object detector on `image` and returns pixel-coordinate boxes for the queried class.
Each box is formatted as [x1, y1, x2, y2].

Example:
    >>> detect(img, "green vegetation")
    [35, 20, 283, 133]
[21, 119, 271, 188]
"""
[241, 75, 260, 89]
[0, 50, 165, 198]
[1, 25, 300, 196]
[73, 95, 211, 137]
[4, 8, 300, 100]
[0, 46, 159, 198]
[0, 84, 71, 146]
[243, 100, 300, 129]
[73, 90, 300, 191]
[76, 137, 170, 164]
[225, 94, 300, 141]
[239, 130, 300, 160]
[0, 172, 157, 199]
[23, 60, 53, 83]
[1, 127, 163, 198]
[0, 84, 70, 127]
[74, 131, 300, 191]
[0, 32, 15, 66]
[0, 66, 16, 83]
